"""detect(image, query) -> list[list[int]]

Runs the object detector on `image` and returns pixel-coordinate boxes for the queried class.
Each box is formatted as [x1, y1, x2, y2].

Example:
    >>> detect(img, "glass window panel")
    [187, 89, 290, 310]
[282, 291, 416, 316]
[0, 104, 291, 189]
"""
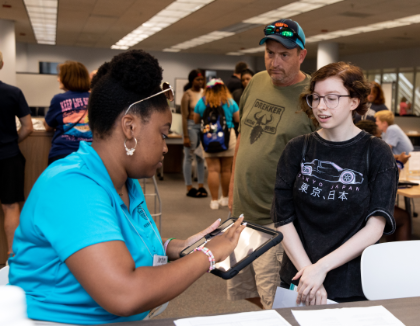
[397, 68, 414, 116]
[382, 69, 397, 112]
[366, 69, 381, 84]
[413, 67, 420, 116]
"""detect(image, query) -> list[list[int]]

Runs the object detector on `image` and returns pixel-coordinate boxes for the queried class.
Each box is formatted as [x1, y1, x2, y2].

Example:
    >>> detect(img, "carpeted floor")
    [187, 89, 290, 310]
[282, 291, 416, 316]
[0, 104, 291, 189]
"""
[142, 174, 261, 320]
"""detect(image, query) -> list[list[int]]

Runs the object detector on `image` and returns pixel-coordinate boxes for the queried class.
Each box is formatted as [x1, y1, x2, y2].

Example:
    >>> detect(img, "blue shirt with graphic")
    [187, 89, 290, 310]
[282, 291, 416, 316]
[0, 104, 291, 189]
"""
[9, 142, 164, 325]
[45, 91, 92, 159]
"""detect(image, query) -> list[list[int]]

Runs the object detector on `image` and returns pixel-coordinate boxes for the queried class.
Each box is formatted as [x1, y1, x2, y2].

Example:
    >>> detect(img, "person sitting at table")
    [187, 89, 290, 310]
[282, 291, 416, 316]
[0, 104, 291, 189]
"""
[374, 110, 414, 156]
[272, 62, 398, 305]
[356, 120, 411, 242]
[9, 50, 246, 325]
[43, 61, 92, 165]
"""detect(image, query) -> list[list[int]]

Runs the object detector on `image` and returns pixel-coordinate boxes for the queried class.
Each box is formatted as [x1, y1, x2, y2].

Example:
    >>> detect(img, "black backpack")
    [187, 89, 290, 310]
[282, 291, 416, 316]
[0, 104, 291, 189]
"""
[200, 100, 230, 153]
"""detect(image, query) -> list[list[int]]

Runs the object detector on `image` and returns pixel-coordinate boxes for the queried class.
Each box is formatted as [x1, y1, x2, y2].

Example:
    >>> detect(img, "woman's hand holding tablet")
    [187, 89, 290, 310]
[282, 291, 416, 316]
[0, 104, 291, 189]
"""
[205, 216, 247, 262]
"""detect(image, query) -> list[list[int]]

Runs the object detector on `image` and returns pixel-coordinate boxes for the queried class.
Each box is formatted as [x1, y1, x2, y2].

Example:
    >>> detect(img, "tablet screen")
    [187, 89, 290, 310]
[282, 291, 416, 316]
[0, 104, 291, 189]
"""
[199, 224, 274, 272]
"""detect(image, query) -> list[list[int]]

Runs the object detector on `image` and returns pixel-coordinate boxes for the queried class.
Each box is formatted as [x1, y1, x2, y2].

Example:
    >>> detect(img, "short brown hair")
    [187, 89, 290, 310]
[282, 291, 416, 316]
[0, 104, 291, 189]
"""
[300, 62, 371, 128]
[58, 61, 90, 92]
[375, 110, 394, 125]
[234, 61, 248, 74]
[370, 82, 385, 105]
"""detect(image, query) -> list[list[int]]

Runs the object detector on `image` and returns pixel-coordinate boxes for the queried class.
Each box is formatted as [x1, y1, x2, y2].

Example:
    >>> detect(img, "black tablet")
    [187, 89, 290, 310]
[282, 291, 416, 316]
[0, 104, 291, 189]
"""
[180, 218, 283, 279]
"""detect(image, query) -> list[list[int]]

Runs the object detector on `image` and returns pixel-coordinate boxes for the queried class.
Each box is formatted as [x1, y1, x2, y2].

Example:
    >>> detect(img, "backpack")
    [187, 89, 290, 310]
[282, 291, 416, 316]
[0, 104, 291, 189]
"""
[200, 99, 230, 153]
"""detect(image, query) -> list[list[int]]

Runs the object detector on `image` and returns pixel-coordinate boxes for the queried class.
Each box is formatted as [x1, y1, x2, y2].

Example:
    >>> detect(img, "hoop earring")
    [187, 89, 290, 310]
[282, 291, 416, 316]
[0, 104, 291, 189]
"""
[124, 138, 137, 156]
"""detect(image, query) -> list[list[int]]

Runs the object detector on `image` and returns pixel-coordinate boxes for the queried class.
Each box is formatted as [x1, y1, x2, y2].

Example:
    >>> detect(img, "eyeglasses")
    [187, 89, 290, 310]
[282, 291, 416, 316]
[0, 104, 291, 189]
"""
[306, 94, 351, 109]
[125, 82, 174, 115]
[264, 23, 305, 48]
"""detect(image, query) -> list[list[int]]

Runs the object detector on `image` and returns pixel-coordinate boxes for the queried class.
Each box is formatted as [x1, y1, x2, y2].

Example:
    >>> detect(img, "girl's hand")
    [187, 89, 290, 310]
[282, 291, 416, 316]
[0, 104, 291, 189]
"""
[206, 216, 246, 262]
[293, 263, 328, 305]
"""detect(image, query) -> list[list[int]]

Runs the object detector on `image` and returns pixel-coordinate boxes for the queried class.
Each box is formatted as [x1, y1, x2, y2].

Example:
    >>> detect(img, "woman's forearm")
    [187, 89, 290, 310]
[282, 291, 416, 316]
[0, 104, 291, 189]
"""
[317, 216, 386, 274]
[277, 223, 312, 272]
[165, 239, 187, 261]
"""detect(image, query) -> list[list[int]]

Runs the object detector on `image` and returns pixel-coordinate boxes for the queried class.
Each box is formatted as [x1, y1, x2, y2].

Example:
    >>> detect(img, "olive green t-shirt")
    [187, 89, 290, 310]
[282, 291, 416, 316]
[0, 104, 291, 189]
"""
[232, 71, 315, 225]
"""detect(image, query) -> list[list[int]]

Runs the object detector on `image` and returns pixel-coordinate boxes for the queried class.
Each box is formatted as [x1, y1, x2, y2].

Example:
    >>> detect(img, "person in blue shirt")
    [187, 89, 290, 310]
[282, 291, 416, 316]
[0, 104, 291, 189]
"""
[9, 50, 245, 325]
[374, 110, 414, 155]
[194, 79, 239, 210]
[43, 61, 93, 165]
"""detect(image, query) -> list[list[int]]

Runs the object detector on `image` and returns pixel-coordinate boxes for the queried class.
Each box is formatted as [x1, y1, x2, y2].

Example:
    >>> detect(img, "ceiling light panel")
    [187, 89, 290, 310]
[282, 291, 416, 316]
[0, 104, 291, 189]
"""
[305, 13, 420, 43]
[167, 0, 343, 52]
[243, 0, 344, 24]
[163, 31, 234, 51]
[111, 0, 215, 50]
[24, 0, 58, 45]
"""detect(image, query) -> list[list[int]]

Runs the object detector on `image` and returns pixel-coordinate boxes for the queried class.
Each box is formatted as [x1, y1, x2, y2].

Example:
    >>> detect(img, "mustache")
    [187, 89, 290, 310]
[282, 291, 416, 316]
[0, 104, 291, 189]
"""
[269, 68, 285, 74]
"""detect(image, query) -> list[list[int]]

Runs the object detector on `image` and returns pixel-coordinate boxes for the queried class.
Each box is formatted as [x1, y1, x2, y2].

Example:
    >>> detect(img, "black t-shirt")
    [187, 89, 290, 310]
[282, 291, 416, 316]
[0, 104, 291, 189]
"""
[226, 75, 242, 94]
[271, 131, 398, 300]
[0, 81, 31, 160]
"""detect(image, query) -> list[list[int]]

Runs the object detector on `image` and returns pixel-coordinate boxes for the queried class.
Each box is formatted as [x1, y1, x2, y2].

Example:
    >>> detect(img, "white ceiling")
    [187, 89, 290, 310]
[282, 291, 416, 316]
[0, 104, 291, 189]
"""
[2, 0, 420, 58]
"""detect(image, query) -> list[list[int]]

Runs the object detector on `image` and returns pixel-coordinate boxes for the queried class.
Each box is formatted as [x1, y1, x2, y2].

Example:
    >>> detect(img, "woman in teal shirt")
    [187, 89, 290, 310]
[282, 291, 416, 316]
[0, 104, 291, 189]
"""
[9, 50, 245, 325]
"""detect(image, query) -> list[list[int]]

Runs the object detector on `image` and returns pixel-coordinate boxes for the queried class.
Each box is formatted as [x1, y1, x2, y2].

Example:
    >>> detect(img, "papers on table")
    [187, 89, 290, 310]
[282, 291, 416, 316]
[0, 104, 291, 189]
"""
[173, 310, 291, 326]
[291, 305, 405, 326]
[408, 152, 420, 172]
[272, 287, 337, 309]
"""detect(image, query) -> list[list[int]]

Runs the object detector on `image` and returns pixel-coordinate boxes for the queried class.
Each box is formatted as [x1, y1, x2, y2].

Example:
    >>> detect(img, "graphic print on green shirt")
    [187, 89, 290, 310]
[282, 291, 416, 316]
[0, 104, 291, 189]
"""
[233, 71, 315, 225]
[244, 99, 285, 144]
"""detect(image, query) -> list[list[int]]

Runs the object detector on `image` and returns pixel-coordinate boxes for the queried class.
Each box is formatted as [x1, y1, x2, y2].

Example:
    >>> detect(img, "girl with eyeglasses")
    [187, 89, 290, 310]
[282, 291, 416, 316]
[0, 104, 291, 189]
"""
[271, 62, 398, 305]
[9, 50, 245, 324]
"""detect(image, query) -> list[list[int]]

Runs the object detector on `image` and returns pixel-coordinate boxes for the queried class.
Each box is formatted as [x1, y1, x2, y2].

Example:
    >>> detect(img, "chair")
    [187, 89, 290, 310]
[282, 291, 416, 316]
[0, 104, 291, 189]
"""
[361, 241, 420, 300]
[0, 266, 9, 285]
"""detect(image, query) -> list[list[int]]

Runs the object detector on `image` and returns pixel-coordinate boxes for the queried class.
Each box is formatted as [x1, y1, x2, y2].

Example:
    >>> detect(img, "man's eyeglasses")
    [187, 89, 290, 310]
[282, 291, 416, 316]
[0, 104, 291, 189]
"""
[125, 82, 174, 115]
[264, 23, 305, 47]
[306, 94, 351, 110]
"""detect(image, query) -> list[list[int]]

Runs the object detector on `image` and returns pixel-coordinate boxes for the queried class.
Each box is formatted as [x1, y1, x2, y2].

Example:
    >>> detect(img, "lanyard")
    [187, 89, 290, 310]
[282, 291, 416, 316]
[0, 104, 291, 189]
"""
[122, 206, 164, 258]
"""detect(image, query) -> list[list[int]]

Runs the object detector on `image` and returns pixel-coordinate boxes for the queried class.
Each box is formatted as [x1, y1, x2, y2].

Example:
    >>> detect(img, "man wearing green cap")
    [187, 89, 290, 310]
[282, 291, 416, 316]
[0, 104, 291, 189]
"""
[228, 19, 316, 309]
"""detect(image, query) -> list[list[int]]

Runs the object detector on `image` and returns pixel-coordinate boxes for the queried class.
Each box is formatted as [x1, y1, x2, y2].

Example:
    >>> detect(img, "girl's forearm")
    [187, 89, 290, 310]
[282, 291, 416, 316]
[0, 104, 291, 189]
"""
[277, 223, 312, 272]
[317, 216, 386, 273]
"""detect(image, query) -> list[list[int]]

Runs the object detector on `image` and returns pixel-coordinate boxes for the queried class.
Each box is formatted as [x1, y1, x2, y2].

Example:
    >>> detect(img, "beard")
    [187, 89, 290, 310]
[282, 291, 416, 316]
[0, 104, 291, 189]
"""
[269, 69, 298, 86]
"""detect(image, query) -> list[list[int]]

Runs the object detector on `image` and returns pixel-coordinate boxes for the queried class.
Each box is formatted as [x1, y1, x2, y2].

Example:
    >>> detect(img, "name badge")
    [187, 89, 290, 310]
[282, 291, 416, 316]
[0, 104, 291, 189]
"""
[153, 254, 168, 266]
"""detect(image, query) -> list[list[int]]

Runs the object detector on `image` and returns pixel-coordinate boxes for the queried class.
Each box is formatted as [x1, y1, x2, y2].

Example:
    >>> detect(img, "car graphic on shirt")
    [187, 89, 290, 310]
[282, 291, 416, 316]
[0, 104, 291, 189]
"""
[301, 159, 364, 185]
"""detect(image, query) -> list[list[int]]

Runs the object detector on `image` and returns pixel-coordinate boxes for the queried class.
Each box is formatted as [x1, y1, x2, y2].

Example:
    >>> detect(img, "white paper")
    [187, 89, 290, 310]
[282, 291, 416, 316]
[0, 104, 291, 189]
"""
[272, 287, 337, 309]
[174, 310, 291, 326]
[409, 152, 420, 172]
[291, 305, 405, 326]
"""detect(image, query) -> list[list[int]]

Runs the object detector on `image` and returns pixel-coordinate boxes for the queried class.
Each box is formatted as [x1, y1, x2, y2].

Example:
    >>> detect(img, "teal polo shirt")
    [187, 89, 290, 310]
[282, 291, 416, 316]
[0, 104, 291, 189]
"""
[9, 142, 164, 325]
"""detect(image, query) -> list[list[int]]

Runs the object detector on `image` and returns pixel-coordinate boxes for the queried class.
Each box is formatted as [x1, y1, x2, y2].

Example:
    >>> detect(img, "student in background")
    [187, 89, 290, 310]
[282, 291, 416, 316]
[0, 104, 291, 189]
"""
[368, 82, 388, 112]
[226, 61, 248, 94]
[0, 50, 33, 256]
[399, 97, 410, 116]
[194, 79, 239, 209]
[375, 110, 414, 155]
[273, 62, 397, 305]
[43, 61, 92, 165]
[232, 69, 255, 105]
[181, 69, 207, 198]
